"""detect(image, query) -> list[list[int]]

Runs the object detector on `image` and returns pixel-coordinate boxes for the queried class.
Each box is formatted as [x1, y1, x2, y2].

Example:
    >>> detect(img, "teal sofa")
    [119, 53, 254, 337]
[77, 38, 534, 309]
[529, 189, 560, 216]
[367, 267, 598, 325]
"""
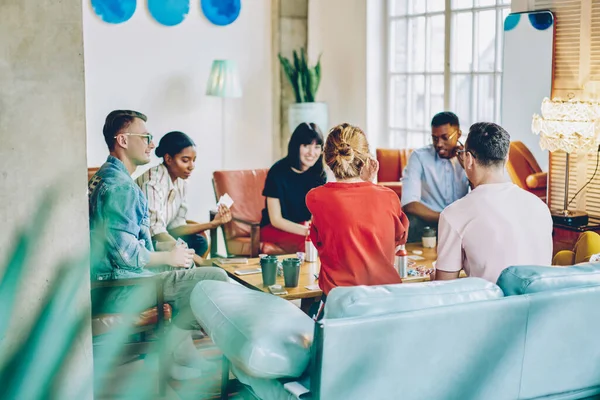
[191, 264, 600, 400]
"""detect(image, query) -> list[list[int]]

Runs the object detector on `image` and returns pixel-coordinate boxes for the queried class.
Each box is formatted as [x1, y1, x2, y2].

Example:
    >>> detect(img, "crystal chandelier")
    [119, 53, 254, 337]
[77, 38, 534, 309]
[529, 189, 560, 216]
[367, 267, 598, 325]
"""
[532, 97, 600, 153]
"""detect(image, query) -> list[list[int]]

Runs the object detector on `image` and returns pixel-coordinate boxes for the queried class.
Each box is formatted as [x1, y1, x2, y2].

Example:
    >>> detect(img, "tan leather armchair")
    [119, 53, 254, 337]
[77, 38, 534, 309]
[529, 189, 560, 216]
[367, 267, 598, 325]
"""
[376, 148, 414, 198]
[210, 169, 287, 258]
[506, 141, 547, 202]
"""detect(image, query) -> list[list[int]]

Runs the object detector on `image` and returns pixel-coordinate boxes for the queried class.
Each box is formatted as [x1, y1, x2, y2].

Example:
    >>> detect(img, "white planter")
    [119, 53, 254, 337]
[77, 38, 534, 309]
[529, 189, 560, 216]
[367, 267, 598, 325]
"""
[288, 102, 329, 134]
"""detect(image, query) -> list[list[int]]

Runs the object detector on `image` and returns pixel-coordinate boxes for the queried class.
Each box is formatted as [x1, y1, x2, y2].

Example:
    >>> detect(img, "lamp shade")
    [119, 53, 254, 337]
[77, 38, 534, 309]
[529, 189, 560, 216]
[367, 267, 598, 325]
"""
[206, 60, 242, 98]
[532, 97, 600, 153]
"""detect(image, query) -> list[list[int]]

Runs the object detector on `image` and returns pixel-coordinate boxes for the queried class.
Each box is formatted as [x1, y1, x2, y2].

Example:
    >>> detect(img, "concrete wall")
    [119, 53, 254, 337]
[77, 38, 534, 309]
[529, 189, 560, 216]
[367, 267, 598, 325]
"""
[0, 0, 92, 398]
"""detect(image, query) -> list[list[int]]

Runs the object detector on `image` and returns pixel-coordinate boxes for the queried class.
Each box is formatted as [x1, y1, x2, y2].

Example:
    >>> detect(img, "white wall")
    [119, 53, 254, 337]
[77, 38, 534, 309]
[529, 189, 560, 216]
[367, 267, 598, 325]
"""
[307, 0, 369, 141]
[83, 0, 273, 221]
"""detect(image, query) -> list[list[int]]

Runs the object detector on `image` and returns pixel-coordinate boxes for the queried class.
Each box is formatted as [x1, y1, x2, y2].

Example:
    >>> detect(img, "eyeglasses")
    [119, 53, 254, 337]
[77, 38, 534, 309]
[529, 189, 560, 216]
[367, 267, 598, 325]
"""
[431, 129, 461, 144]
[115, 132, 154, 145]
[456, 140, 476, 159]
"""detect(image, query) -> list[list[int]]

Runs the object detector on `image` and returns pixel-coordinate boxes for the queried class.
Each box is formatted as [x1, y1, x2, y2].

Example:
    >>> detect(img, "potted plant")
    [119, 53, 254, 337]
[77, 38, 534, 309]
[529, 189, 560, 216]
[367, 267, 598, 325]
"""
[278, 48, 328, 134]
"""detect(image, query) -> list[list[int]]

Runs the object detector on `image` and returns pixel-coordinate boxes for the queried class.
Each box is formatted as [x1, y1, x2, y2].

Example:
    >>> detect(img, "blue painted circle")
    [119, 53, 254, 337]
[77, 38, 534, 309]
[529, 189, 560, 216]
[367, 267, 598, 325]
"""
[529, 12, 554, 31]
[201, 0, 241, 26]
[504, 13, 521, 31]
[91, 0, 136, 24]
[148, 0, 190, 26]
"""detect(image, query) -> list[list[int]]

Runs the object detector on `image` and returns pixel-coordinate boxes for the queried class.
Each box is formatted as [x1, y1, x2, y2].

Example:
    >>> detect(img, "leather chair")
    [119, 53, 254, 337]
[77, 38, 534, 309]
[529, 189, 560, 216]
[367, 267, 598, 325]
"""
[210, 169, 286, 258]
[375, 148, 414, 198]
[87, 167, 100, 182]
[506, 141, 547, 202]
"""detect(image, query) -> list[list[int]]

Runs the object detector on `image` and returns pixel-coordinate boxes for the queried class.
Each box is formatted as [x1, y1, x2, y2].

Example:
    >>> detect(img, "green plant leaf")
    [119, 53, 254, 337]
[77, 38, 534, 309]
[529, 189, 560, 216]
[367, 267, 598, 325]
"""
[278, 54, 302, 103]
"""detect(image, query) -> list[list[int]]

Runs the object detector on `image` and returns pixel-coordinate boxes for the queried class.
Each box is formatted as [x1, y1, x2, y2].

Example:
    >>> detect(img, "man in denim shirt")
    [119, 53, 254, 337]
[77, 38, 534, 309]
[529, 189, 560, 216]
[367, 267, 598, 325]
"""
[89, 110, 228, 380]
[401, 112, 470, 243]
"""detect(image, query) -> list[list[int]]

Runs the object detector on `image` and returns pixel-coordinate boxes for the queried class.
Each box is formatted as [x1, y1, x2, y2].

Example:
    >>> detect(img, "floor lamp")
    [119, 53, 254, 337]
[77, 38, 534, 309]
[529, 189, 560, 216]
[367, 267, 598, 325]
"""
[532, 97, 600, 226]
[206, 60, 242, 169]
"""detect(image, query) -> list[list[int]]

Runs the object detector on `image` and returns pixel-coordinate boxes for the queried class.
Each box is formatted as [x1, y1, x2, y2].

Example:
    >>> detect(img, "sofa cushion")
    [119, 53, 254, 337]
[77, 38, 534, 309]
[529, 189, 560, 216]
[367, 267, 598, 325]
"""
[324, 277, 503, 319]
[190, 280, 314, 379]
[497, 263, 600, 296]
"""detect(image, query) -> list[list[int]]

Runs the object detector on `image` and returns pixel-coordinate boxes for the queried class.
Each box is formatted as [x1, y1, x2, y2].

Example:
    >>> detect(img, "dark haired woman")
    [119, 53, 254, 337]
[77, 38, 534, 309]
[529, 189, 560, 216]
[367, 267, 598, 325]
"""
[260, 123, 327, 253]
[137, 131, 231, 264]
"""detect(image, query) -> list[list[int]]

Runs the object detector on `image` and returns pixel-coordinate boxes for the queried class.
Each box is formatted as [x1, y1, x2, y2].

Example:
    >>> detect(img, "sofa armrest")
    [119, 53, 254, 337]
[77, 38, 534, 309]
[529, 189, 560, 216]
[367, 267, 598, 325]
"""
[91, 276, 166, 322]
[191, 280, 314, 379]
[91, 276, 160, 289]
[525, 172, 547, 189]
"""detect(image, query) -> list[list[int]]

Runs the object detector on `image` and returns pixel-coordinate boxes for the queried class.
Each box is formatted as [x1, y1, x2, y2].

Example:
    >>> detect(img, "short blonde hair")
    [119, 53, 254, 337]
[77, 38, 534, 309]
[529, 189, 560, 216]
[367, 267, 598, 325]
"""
[324, 123, 370, 180]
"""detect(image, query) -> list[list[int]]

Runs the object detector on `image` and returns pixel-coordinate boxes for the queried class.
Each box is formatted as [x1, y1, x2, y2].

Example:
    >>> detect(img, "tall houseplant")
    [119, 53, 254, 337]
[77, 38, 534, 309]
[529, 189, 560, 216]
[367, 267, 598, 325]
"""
[278, 48, 328, 134]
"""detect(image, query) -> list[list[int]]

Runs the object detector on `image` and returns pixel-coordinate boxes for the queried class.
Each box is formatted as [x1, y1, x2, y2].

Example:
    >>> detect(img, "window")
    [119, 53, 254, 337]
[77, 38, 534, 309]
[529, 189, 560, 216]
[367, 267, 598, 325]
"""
[387, 0, 511, 148]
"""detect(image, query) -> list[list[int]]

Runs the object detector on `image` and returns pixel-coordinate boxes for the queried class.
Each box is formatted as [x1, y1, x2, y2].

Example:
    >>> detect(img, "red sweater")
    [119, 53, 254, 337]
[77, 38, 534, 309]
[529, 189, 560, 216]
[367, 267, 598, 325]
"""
[306, 182, 409, 295]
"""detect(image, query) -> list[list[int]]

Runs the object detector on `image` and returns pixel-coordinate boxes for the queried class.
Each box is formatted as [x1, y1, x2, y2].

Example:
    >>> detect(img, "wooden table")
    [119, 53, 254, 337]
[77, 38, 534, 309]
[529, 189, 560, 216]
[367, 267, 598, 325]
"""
[212, 255, 322, 313]
[212, 243, 440, 312]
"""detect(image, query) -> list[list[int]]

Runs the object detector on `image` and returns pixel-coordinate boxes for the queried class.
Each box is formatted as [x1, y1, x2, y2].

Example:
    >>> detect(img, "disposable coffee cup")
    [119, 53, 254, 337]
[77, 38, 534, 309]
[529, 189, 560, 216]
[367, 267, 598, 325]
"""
[282, 258, 301, 288]
[260, 256, 278, 286]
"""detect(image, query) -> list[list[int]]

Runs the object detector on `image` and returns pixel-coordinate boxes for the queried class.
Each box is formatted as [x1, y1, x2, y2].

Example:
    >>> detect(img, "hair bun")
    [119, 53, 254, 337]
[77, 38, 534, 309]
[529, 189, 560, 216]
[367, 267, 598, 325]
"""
[336, 142, 354, 162]
[155, 145, 165, 158]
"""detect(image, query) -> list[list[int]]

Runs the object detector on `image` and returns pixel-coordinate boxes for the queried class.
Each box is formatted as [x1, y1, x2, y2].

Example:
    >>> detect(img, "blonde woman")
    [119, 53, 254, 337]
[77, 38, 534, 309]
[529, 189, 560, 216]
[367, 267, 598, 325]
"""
[306, 123, 409, 315]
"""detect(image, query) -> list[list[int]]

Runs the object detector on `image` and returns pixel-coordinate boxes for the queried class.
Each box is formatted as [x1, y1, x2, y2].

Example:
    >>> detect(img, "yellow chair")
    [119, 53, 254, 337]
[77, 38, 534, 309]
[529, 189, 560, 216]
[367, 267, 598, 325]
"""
[552, 231, 600, 265]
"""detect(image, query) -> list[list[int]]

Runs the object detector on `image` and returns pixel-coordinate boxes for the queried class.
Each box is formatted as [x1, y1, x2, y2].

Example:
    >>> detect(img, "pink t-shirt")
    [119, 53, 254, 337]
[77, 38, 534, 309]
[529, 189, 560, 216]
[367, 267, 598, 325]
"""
[436, 182, 552, 283]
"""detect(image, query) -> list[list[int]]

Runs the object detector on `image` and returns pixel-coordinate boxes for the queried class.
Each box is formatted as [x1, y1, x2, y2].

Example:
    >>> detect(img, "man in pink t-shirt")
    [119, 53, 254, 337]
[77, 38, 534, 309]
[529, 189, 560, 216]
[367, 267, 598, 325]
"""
[434, 122, 552, 284]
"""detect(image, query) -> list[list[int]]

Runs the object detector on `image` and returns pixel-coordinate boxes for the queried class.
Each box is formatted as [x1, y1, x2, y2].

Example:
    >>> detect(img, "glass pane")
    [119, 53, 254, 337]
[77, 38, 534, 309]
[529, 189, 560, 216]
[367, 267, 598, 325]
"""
[451, 0, 473, 9]
[475, 10, 497, 72]
[476, 0, 496, 6]
[390, 129, 407, 148]
[427, 0, 445, 12]
[452, 12, 473, 72]
[407, 132, 428, 148]
[497, 8, 511, 72]
[390, 19, 408, 72]
[409, 17, 426, 72]
[450, 74, 472, 127]
[496, 74, 502, 123]
[408, 75, 426, 130]
[409, 0, 425, 14]
[429, 75, 445, 119]
[390, 76, 408, 128]
[390, 0, 408, 16]
[476, 75, 495, 121]
[500, 0, 511, 4]
[428, 15, 445, 72]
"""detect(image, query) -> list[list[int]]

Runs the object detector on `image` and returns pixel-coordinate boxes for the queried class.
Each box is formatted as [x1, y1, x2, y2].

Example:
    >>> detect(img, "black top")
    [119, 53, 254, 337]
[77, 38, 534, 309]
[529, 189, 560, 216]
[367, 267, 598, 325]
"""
[261, 158, 326, 227]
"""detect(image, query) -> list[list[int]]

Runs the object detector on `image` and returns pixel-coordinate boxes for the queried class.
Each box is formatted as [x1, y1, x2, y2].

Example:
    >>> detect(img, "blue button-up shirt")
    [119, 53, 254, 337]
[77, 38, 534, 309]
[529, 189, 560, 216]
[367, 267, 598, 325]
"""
[401, 145, 469, 212]
[88, 156, 154, 280]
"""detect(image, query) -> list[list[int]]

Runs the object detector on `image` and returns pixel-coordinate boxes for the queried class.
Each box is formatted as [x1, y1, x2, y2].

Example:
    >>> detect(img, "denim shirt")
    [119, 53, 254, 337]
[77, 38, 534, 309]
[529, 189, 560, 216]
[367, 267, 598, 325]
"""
[88, 156, 154, 280]
[401, 145, 469, 212]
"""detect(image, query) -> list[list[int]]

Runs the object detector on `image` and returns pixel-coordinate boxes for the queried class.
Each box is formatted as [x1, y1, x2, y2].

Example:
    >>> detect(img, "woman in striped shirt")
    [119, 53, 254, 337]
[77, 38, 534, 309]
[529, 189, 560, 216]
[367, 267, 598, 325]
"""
[136, 131, 231, 265]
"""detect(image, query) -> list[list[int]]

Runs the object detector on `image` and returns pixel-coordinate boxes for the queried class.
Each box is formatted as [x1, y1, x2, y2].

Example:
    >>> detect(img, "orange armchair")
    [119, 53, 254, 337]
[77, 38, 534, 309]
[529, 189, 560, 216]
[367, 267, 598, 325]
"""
[506, 141, 547, 202]
[210, 169, 287, 258]
[375, 148, 414, 198]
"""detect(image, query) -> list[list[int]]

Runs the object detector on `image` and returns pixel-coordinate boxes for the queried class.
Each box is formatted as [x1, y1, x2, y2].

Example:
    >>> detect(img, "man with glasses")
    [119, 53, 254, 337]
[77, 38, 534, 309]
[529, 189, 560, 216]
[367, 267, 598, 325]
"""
[401, 112, 470, 243]
[434, 122, 552, 283]
[88, 110, 228, 380]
